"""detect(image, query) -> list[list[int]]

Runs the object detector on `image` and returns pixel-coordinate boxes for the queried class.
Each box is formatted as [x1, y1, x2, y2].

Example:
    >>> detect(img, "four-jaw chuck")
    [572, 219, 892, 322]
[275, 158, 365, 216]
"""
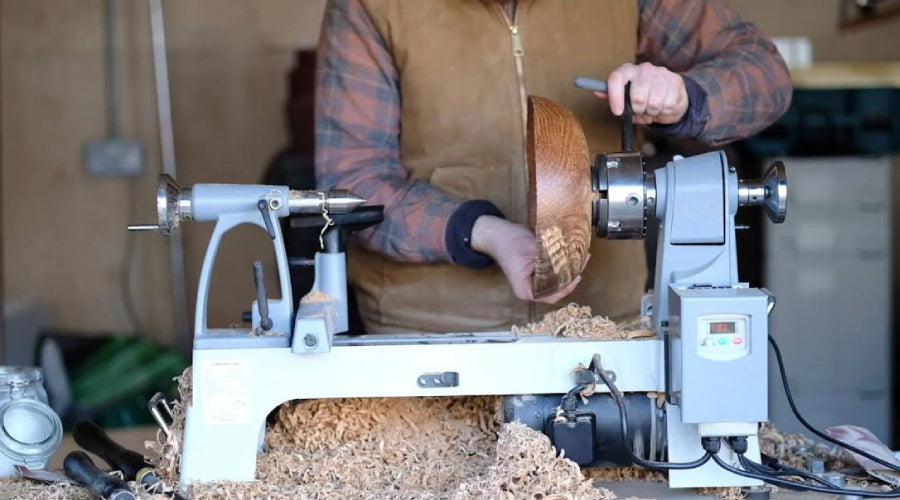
[591, 151, 653, 239]
[591, 153, 788, 240]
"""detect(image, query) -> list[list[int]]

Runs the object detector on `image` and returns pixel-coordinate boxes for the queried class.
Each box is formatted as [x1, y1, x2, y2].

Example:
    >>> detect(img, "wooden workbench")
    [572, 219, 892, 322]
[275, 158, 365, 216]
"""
[791, 62, 900, 88]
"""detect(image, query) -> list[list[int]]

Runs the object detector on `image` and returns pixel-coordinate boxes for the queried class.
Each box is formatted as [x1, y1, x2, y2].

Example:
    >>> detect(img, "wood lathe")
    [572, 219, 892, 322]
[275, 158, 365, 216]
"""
[127, 79, 791, 495]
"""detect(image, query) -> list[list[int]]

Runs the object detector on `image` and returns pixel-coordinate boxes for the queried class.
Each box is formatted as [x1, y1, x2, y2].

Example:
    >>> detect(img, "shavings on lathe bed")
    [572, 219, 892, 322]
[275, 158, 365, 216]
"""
[512, 303, 654, 340]
[182, 395, 633, 500]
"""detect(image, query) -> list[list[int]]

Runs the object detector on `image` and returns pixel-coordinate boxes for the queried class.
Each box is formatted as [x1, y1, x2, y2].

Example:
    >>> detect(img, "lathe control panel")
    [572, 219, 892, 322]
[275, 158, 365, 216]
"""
[670, 287, 768, 424]
[697, 314, 749, 361]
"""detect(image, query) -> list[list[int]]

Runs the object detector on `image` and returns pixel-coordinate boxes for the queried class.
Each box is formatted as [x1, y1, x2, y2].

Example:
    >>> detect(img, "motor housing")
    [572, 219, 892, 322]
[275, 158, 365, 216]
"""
[502, 393, 665, 467]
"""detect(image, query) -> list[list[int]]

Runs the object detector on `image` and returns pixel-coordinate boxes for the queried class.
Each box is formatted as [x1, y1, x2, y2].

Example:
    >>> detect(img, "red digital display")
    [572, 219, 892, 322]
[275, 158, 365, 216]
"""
[709, 321, 735, 334]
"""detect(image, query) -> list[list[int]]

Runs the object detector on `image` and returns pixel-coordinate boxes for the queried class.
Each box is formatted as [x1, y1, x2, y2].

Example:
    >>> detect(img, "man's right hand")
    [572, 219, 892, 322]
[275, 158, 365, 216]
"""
[471, 215, 582, 304]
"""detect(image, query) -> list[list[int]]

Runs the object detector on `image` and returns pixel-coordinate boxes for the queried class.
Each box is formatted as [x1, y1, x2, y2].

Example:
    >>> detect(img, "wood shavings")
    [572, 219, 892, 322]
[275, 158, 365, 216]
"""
[249, 327, 288, 337]
[584, 466, 666, 483]
[318, 192, 334, 249]
[184, 396, 636, 499]
[514, 304, 616, 337]
[513, 303, 654, 340]
[454, 422, 617, 500]
[0, 479, 93, 500]
[300, 290, 332, 303]
[0, 477, 171, 500]
[759, 421, 856, 471]
[512, 303, 654, 340]
[697, 486, 744, 500]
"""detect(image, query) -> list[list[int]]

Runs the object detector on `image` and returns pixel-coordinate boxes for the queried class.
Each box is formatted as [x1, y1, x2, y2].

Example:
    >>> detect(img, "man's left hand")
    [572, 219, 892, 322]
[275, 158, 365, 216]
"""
[595, 62, 688, 125]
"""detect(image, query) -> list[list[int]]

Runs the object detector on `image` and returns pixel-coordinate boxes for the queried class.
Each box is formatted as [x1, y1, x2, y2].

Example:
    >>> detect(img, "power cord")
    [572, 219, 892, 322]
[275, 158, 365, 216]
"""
[589, 353, 711, 470]
[769, 335, 900, 472]
[726, 436, 837, 490]
[737, 454, 838, 490]
[711, 448, 900, 498]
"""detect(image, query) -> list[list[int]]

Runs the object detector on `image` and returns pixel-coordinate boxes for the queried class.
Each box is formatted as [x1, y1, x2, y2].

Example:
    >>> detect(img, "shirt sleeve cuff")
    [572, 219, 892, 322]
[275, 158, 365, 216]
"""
[445, 200, 505, 269]
[649, 75, 710, 139]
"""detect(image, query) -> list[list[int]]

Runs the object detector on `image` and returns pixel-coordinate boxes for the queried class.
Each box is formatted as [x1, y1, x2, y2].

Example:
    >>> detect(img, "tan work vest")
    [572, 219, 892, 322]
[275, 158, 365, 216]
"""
[351, 0, 647, 333]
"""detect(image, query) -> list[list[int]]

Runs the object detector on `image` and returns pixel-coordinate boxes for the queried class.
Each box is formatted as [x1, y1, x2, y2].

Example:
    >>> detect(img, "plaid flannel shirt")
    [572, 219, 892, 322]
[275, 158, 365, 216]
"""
[315, 0, 792, 264]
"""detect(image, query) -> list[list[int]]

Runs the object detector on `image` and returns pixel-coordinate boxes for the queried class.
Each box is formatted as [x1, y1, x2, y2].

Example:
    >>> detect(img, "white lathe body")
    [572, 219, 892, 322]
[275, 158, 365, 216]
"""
[130, 141, 787, 490]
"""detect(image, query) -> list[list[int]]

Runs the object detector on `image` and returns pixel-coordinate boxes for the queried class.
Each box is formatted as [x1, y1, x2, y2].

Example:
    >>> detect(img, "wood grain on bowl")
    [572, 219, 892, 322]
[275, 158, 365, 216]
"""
[527, 96, 593, 298]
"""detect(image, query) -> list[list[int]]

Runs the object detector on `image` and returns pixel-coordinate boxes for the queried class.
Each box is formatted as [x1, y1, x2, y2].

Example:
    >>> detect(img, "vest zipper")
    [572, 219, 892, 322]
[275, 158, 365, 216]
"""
[497, 4, 536, 323]
[509, 25, 527, 125]
[502, 13, 528, 142]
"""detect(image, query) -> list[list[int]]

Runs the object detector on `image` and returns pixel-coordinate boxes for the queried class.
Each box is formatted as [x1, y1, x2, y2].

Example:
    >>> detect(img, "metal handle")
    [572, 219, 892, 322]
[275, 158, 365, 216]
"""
[738, 161, 787, 223]
[64, 451, 136, 500]
[148, 392, 174, 438]
[252, 261, 273, 331]
[73, 421, 151, 481]
[127, 174, 191, 234]
[574, 76, 634, 152]
[256, 199, 276, 239]
[574, 76, 608, 93]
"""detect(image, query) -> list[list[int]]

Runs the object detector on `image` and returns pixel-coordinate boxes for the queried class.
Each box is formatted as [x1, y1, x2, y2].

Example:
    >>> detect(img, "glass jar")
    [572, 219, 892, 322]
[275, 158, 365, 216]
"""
[0, 367, 49, 404]
[0, 366, 62, 476]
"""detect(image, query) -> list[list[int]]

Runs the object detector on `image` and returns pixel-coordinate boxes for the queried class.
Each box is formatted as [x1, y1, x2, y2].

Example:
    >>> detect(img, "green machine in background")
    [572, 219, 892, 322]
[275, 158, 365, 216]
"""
[39, 334, 187, 430]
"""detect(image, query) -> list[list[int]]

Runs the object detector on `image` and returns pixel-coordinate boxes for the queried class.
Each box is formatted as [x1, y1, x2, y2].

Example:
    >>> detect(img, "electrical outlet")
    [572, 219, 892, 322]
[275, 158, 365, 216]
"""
[84, 139, 144, 177]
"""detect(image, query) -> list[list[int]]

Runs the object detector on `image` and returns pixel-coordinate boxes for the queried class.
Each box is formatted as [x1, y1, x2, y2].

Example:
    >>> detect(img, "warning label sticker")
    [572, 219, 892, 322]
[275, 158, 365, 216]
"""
[201, 360, 252, 424]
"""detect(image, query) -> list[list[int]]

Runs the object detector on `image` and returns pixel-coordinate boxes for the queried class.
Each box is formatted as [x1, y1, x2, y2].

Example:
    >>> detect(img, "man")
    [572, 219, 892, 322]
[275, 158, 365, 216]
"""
[316, 0, 792, 333]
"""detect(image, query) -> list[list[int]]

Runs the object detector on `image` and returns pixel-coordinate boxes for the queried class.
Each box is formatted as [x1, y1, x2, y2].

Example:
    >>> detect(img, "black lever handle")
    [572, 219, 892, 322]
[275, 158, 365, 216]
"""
[73, 421, 151, 480]
[621, 82, 634, 152]
[257, 199, 276, 239]
[73, 421, 186, 500]
[252, 261, 273, 331]
[64, 451, 135, 500]
[574, 76, 634, 152]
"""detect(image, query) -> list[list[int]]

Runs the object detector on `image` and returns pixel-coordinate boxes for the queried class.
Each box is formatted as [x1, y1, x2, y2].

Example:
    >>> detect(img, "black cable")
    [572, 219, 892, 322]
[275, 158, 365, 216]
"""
[713, 452, 900, 498]
[738, 454, 838, 490]
[590, 354, 710, 470]
[769, 335, 900, 472]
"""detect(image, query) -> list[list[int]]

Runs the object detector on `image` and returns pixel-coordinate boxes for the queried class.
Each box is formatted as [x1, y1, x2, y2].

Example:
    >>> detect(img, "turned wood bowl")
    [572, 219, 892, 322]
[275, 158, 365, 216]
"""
[527, 95, 593, 298]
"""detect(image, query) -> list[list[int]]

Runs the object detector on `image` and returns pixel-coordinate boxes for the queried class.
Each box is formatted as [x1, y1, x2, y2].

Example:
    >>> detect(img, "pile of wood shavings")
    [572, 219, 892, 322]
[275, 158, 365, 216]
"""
[759, 421, 855, 471]
[183, 395, 638, 499]
[0, 474, 170, 500]
[454, 422, 617, 500]
[0, 479, 93, 500]
[513, 303, 653, 339]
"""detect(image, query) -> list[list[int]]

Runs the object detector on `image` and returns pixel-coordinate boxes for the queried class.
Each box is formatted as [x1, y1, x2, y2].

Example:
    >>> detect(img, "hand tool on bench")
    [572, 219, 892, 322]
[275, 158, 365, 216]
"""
[64, 451, 135, 500]
[73, 421, 185, 500]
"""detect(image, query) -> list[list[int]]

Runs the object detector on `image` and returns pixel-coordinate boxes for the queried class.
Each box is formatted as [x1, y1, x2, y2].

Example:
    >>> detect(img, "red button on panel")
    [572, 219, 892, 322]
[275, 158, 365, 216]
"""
[732, 337, 744, 345]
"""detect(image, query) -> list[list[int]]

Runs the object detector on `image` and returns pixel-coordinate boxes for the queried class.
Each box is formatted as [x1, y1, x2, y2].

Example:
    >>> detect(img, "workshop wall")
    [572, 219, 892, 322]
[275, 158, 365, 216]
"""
[728, 0, 900, 61]
[1, 0, 327, 347]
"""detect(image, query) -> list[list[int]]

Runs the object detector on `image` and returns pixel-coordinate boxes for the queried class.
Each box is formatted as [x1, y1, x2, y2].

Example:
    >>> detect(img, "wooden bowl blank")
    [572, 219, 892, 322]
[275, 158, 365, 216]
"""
[527, 95, 592, 299]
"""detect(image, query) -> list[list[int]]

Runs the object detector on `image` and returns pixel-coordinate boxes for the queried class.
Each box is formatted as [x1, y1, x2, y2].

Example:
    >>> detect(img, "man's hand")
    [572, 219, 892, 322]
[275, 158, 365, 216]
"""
[594, 62, 688, 125]
[471, 215, 581, 304]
